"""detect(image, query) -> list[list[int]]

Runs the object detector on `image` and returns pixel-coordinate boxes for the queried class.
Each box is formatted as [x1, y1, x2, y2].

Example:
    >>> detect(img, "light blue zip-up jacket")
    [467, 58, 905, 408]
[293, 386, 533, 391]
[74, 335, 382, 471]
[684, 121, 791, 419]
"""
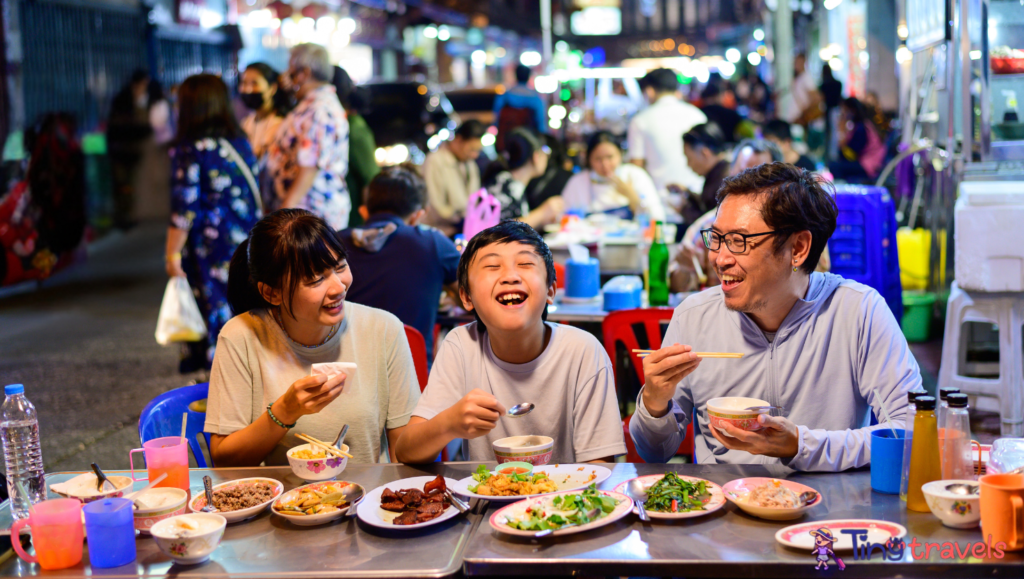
[629, 272, 920, 471]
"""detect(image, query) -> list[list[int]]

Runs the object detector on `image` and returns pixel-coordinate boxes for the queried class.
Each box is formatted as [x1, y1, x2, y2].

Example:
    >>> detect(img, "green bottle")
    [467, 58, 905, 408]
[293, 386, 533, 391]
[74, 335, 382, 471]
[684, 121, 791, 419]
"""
[648, 221, 669, 306]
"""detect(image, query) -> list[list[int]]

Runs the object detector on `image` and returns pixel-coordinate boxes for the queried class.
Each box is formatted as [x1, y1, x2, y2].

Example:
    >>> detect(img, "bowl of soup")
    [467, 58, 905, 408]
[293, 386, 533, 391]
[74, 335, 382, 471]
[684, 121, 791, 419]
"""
[707, 397, 771, 434]
[151, 513, 227, 565]
[492, 436, 554, 465]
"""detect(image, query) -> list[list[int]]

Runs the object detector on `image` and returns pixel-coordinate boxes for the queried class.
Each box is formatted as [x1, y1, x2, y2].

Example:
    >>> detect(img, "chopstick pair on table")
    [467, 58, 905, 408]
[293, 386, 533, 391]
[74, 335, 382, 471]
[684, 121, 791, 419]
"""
[296, 433, 354, 459]
[631, 350, 744, 359]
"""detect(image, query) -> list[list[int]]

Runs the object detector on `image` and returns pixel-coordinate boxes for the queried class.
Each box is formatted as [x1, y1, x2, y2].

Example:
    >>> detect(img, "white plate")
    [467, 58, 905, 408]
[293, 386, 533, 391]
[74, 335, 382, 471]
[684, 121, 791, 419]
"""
[451, 464, 613, 503]
[721, 477, 821, 521]
[188, 477, 283, 524]
[271, 481, 363, 527]
[357, 476, 462, 530]
[612, 474, 726, 520]
[775, 519, 908, 551]
[489, 489, 633, 537]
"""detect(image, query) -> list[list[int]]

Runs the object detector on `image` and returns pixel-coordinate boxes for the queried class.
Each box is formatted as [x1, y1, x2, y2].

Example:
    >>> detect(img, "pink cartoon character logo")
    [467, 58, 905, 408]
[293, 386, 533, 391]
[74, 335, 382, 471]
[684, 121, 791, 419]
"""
[810, 527, 846, 571]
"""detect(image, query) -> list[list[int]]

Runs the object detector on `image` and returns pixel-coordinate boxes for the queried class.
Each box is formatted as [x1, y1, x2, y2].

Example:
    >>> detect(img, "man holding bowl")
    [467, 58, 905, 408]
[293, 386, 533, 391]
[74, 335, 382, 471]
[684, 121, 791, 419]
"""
[629, 163, 920, 471]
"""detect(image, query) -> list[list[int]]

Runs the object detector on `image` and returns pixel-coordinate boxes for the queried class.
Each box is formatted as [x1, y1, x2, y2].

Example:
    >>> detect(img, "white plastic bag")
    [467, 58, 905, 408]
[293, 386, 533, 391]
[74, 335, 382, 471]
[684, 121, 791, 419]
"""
[155, 277, 207, 345]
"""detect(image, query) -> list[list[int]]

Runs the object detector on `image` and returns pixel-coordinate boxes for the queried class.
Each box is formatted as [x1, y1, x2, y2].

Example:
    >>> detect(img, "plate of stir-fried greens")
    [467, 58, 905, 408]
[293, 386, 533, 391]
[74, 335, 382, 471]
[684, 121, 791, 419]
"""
[613, 473, 726, 520]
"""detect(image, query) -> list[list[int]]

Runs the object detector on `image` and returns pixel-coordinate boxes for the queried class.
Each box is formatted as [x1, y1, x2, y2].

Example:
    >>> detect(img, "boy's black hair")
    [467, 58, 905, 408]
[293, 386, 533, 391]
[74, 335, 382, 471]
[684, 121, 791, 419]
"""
[763, 119, 794, 143]
[640, 68, 679, 93]
[683, 122, 727, 154]
[365, 165, 426, 218]
[456, 220, 556, 330]
[455, 119, 486, 141]
[515, 64, 532, 84]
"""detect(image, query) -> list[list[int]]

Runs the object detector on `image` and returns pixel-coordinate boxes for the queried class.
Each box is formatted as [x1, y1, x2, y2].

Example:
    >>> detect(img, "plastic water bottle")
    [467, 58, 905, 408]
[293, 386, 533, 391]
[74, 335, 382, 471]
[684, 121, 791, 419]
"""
[941, 393, 974, 480]
[1, 384, 46, 519]
[899, 389, 925, 501]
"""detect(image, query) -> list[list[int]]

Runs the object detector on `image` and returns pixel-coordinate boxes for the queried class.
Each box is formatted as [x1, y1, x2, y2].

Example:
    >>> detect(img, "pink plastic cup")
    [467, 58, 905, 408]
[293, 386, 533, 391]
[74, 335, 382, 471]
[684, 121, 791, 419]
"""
[10, 498, 84, 570]
[129, 436, 190, 495]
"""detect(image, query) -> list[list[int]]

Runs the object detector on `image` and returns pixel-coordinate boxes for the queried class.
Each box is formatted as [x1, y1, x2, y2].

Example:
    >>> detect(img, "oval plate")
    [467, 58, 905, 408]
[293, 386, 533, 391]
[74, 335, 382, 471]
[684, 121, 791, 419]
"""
[612, 474, 726, 520]
[188, 477, 283, 524]
[489, 489, 633, 537]
[271, 481, 363, 527]
[721, 477, 820, 521]
[451, 464, 612, 503]
[775, 519, 908, 551]
[357, 476, 462, 530]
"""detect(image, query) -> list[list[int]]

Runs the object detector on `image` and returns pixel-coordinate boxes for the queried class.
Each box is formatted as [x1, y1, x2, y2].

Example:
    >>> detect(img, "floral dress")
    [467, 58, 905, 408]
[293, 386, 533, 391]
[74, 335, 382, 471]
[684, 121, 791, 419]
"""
[170, 136, 262, 365]
[267, 85, 350, 230]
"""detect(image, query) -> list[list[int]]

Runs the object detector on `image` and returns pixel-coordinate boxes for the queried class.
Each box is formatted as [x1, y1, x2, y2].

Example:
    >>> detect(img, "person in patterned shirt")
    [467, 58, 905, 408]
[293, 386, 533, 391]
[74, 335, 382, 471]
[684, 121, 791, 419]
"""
[268, 44, 350, 229]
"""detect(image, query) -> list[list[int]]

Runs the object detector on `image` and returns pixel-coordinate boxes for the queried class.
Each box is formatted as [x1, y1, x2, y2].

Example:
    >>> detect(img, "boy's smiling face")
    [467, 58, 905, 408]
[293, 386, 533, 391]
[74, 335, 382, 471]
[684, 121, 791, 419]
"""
[460, 241, 555, 334]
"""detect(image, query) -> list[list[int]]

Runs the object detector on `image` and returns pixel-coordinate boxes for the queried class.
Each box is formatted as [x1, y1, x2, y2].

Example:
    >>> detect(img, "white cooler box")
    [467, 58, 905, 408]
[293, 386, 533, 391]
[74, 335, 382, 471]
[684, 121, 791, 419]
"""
[955, 181, 1024, 292]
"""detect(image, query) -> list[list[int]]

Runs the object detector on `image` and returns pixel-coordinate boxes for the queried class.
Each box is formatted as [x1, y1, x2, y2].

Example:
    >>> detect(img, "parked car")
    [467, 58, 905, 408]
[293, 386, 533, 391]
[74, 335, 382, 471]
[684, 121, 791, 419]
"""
[363, 82, 458, 166]
[444, 87, 500, 127]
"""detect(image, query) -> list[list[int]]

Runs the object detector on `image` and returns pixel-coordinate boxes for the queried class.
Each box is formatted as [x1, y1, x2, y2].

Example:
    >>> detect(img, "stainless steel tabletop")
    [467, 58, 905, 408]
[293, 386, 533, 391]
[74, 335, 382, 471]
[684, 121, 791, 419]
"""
[0, 463, 484, 579]
[461, 463, 1023, 578]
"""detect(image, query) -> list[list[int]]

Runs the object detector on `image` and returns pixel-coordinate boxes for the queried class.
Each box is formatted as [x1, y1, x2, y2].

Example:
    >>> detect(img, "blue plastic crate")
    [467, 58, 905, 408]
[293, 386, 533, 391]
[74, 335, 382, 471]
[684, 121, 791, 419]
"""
[831, 185, 903, 321]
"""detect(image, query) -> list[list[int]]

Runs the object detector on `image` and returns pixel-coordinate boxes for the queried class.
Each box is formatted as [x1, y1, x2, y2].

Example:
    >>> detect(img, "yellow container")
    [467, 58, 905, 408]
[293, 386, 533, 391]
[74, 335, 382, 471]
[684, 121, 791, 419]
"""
[897, 227, 946, 290]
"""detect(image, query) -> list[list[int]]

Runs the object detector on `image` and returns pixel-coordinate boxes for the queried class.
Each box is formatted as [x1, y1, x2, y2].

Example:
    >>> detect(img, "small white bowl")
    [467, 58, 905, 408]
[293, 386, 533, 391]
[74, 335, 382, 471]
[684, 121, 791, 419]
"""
[133, 487, 188, 534]
[492, 435, 554, 465]
[707, 397, 770, 434]
[151, 513, 227, 565]
[188, 477, 283, 524]
[922, 480, 981, 529]
[287, 443, 349, 482]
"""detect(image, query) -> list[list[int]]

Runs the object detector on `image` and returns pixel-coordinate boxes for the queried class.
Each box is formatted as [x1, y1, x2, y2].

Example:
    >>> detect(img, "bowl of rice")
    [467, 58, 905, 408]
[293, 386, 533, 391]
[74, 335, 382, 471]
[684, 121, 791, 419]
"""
[287, 443, 349, 481]
[722, 477, 820, 520]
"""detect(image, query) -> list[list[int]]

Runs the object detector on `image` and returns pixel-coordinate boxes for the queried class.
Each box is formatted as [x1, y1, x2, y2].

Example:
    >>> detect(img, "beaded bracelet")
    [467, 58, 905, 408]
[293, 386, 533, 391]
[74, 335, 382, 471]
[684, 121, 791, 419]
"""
[267, 403, 296, 429]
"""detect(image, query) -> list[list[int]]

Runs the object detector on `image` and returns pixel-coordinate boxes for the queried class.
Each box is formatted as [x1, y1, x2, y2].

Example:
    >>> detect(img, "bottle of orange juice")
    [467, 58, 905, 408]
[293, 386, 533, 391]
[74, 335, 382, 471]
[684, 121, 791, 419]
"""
[906, 396, 942, 512]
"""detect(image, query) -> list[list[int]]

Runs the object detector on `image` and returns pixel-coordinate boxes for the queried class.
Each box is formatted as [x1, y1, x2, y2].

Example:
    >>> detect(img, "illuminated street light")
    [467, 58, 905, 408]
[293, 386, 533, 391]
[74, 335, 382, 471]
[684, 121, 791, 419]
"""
[471, 50, 487, 65]
[338, 17, 357, 35]
[520, 51, 543, 66]
[725, 48, 741, 63]
[438, 26, 450, 41]
[753, 28, 765, 41]
[747, 52, 762, 66]
[824, 0, 843, 9]
[424, 25, 438, 39]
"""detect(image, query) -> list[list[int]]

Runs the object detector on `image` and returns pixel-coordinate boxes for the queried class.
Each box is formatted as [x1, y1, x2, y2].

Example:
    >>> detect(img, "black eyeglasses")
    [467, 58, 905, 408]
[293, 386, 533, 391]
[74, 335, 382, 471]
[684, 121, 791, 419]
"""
[700, 228, 791, 255]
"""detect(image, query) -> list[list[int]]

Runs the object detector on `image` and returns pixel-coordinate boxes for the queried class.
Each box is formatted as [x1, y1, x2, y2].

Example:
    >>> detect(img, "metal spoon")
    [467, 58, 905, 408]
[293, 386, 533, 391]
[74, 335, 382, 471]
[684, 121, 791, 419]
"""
[340, 483, 365, 518]
[799, 491, 820, 506]
[123, 473, 168, 510]
[506, 403, 535, 418]
[745, 405, 785, 412]
[945, 483, 980, 496]
[199, 476, 219, 513]
[333, 424, 350, 448]
[624, 478, 650, 522]
[91, 463, 116, 492]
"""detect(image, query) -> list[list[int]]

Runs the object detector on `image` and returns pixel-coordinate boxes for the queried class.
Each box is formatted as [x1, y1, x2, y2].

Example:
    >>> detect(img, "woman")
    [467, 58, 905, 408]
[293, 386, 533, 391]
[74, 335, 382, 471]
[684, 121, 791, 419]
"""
[165, 74, 262, 372]
[333, 66, 379, 227]
[205, 209, 420, 466]
[829, 97, 886, 183]
[819, 63, 844, 161]
[484, 128, 564, 229]
[239, 63, 290, 209]
[561, 131, 665, 221]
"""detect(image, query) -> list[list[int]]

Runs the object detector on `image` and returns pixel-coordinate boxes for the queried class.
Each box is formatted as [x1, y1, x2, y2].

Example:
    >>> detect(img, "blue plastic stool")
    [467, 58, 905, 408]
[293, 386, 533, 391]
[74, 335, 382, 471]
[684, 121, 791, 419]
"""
[831, 185, 903, 321]
[139, 383, 213, 468]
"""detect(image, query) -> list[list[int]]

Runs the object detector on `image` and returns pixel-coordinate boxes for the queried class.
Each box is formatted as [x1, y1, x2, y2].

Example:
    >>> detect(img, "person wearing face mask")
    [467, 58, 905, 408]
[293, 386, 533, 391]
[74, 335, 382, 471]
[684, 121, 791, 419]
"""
[630, 163, 918, 472]
[240, 63, 291, 210]
[561, 131, 665, 221]
[482, 128, 564, 230]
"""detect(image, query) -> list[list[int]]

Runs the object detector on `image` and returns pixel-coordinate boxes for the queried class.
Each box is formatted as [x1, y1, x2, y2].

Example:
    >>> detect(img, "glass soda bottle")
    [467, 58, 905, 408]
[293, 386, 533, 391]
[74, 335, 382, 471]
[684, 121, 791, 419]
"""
[906, 396, 942, 512]
[648, 221, 669, 306]
[1, 384, 46, 519]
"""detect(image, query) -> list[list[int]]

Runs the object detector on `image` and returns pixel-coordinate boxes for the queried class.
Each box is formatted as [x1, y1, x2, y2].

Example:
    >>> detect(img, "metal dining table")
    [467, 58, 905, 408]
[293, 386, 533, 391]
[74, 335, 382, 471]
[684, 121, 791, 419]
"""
[1, 462, 1020, 578]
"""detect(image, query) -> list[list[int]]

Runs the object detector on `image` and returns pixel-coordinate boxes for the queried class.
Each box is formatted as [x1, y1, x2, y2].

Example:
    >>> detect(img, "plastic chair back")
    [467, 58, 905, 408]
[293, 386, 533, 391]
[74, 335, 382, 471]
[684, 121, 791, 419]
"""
[404, 325, 429, 392]
[139, 383, 212, 468]
[831, 185, 902, 320]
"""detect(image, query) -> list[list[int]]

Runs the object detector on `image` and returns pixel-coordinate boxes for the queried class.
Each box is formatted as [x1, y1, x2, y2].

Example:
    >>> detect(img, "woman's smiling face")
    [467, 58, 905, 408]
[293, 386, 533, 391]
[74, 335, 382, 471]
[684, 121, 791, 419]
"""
[272, 260, 353, 330]
[460, 241, 555, 334]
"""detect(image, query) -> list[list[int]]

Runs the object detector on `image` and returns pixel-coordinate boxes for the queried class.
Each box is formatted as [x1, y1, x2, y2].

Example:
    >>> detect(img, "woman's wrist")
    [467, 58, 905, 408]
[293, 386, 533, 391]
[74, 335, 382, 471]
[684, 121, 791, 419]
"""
[166, 252, 182, 262]
[271, 398, 301, 426]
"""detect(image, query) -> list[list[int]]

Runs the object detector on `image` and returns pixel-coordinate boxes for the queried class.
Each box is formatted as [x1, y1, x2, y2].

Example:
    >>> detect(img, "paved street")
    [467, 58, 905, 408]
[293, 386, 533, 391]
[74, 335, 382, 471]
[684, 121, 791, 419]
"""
[0, 222, 206, 474]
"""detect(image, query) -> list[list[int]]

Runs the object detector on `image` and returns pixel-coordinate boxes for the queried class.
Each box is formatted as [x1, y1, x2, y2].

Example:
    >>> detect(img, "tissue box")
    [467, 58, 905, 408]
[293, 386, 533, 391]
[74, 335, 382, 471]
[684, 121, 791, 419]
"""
[603, 276, 643, 311]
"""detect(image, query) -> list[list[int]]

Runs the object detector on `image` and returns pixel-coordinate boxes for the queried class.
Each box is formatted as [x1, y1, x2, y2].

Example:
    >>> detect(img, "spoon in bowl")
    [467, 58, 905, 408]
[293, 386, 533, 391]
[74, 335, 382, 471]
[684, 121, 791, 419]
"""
[506, 403, 535, 418]
[91, 463, 116, 493]
[945, 483, 980, 496]
[333, 424, 350, 448]
[624, 479, 650, 522]
[199, 476, 219, 513]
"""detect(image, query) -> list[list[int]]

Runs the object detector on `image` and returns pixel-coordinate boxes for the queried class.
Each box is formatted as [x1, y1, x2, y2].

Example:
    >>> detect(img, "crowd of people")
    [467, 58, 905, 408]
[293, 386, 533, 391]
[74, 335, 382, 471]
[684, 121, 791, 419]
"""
[132, 44, 915, 471]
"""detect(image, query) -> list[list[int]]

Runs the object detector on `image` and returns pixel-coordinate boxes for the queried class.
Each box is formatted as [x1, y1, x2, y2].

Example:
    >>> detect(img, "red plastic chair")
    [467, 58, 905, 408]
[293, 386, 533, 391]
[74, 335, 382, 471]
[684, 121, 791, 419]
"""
[601, 308, 694, 462]
[404, 325, 447, 461]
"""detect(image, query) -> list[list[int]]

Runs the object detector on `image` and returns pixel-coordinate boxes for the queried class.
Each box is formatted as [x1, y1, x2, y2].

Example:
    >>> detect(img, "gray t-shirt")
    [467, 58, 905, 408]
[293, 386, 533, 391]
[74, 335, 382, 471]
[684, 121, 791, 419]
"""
[204, 303, 420, 464]
[412, 322, 626, 463]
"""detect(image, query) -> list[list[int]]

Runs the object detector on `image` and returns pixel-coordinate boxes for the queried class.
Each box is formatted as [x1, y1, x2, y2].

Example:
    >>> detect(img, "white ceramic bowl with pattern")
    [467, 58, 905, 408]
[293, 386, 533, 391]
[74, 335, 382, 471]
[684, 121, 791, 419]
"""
[151, 513, 227, 565]
[287, 443, 350, 481]
[492, 436, 554, 465]
[922, 480, 981, 529]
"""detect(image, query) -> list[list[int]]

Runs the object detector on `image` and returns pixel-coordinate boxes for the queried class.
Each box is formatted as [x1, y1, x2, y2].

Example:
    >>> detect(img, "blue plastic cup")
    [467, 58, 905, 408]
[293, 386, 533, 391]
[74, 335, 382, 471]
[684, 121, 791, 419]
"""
[870, 428, 906, 494]
[83, 498, 136, 568]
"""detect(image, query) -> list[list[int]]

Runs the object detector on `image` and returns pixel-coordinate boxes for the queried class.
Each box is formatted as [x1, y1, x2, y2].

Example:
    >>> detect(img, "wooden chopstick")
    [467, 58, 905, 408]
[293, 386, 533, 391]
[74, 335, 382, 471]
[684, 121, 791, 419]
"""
[296, 433, 354, 459]
[631, 349, 744, 359]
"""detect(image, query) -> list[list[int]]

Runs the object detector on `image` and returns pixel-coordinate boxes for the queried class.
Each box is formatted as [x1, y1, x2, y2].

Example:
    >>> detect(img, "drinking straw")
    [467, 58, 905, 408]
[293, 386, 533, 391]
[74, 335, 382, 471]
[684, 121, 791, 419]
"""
[14, 480, 35, 515]
[875, 393, 899, 438]
[180, 412, 188, 447]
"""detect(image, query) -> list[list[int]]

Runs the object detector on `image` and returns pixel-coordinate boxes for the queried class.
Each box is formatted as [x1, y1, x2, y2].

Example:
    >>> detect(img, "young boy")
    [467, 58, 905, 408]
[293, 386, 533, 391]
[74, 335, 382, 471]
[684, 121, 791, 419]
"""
[394, 221, 626, 464]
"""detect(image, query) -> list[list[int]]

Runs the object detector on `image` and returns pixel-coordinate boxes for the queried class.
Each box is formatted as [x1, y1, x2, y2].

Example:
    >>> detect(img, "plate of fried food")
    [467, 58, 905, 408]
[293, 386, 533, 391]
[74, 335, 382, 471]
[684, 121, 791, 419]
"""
[271, 481, 364, 526]
[451, 463, 613, 503]
[613, 472, 726, 520]
[357, 475, 462, 530]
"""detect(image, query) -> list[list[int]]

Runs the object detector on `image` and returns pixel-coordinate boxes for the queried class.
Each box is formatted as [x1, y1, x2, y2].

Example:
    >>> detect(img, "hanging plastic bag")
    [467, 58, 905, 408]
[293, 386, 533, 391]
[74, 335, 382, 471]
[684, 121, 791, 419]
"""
[463, 188, 501, 241]
[155, 277, 207, 345]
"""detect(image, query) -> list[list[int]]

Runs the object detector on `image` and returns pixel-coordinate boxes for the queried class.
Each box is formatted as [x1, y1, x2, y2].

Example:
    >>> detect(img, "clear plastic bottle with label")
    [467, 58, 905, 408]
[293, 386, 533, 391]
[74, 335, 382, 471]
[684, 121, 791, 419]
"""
[899, 390, 926, 501]
[937, 387, 960, 435]
[941, 393, 975, 480]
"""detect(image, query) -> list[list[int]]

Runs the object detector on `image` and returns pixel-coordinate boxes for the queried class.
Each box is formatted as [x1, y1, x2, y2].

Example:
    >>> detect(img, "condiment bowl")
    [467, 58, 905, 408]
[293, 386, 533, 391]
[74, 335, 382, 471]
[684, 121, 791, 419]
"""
[50, 473, 134, 504]
[492, 435, 554, 465]
[493, 462, 535, 476]
[133, 487, 188, 534]
[707, 397, 771, 434]
[151, 513, 227, 565]
[287, 443, 350, 482]
[722, 477, 820, 521]
[271, 481, 363, 526]
[922, 479, 981, 529]
[188, 477, 283, 524]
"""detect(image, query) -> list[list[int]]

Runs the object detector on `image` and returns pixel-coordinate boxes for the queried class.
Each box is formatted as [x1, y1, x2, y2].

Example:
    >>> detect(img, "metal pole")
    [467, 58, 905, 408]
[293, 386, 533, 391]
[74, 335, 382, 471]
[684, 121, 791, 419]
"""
[540, 0, 552, 71]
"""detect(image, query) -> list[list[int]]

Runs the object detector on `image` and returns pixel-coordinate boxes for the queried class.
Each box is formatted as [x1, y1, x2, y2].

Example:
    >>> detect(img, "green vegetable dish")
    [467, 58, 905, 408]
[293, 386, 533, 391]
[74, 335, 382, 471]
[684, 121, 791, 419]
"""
[502, 485, 620, 531]
[642, 472, 710, 513]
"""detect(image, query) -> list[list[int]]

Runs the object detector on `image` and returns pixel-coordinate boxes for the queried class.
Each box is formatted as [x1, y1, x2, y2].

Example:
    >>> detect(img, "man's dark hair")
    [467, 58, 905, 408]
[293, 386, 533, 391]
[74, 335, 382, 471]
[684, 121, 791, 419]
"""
[732, 138, 783, 164]
[683, 123, 727, 154]
[640, 68, 679, 94]
[457, 220, 556, 329]
[700, 82, 722, 101]
[365, 165, 426, 217]
[716, 162, 837, 274]
[455, 120, 486, 141]
[763, 120, 794, 143]
[515, 64, 532, 84]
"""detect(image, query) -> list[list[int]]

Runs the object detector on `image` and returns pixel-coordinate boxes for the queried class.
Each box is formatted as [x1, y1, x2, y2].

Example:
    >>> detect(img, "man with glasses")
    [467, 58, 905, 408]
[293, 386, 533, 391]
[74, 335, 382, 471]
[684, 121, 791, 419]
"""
[630, 163, 918, 471]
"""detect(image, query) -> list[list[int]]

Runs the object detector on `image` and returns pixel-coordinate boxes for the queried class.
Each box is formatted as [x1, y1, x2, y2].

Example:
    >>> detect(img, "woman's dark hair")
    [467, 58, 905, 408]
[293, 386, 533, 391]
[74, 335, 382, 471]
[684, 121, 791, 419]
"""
[842, 97, 868, 124]
[456, 220, 556, 329]
[245, 62, 292, 117]
[822, 63, 836, 82]
[585, 131, 621, 167]
[683, 123, 727, 154]
[716, 162, 837, 274]
[228, 209, 349, 317]
[366, 165, 426, 217]
[332, 65, 355, 108]
[175, 74, 245, 144]
[347, 86, 371, 116]
[483, 127, 543, 184]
